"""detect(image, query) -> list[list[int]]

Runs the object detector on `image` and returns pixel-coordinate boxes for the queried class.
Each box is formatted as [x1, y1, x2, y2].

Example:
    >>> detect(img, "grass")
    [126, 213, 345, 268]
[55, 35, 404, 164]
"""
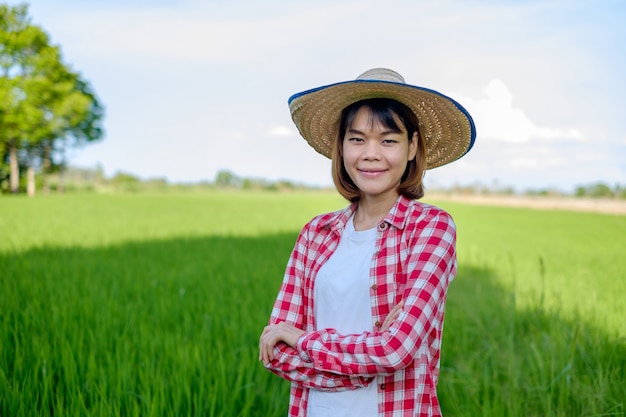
[1, 191, 624, 416]
[438, 201, 626, 336]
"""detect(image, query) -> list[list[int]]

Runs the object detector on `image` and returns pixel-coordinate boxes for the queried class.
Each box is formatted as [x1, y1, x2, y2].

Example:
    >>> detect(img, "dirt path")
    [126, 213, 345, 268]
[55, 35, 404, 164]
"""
[427, 194, 626, 216]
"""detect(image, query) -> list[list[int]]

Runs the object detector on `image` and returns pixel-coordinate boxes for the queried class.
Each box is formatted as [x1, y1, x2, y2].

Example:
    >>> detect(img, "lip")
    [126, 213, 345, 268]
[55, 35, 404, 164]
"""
[358, 168, 387, 178]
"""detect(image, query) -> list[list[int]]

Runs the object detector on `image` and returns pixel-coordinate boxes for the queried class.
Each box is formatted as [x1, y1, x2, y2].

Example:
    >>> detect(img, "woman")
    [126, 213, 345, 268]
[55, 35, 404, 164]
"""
[259, 68, 476, 417]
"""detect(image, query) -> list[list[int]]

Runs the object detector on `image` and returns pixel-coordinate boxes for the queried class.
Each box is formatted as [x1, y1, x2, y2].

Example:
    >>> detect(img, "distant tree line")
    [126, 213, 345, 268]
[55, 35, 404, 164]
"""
[0, 3, 104, 195]
[574, 182, 626, 199]
[34, 167, 327, 193]
[213, 169, 319, 191]
[29, 165, 626, 199]
[428, 181, 626, 199]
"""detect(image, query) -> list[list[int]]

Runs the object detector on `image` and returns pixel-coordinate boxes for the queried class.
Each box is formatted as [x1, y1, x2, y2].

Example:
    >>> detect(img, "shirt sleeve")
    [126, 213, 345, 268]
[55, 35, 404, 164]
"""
[266, 343, 373, 391]
[264, 223, 372, 391]
[294, 212, 457, 377]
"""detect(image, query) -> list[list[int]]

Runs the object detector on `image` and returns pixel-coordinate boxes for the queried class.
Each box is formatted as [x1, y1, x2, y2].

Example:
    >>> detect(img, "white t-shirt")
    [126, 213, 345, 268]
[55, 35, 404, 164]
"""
[307, 215, 378, 417]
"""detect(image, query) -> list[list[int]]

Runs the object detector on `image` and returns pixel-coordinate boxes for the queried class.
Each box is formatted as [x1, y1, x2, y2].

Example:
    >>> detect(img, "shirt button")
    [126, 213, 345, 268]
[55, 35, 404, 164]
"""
[374, 321, 381, 328]
[371, 284, 378, 290]
[378, 223, 387, 230]
[380, 383, 386, 390]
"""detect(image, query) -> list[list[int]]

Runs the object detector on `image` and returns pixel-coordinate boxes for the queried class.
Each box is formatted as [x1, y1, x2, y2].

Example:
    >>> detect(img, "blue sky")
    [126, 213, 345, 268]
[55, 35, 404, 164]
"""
[15, 0, 626, 192]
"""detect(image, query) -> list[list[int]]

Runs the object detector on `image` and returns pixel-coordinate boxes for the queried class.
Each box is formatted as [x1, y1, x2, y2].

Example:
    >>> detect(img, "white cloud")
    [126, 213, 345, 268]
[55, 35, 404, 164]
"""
[49, 3, 359, 63]
[460, 79, 585, 144]
[264, 126, 294, 138]
[509, 155, 564, 170]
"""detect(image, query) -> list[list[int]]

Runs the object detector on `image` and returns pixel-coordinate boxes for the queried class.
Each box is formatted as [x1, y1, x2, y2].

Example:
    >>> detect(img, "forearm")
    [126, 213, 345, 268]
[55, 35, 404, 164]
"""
[296, 328, 413, 377]
[265, 342, 372, 391]
[260, 322, 371, 390]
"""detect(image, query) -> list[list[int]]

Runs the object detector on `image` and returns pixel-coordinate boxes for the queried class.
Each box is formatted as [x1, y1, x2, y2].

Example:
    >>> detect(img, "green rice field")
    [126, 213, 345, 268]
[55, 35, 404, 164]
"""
[1, 191, 624, 416]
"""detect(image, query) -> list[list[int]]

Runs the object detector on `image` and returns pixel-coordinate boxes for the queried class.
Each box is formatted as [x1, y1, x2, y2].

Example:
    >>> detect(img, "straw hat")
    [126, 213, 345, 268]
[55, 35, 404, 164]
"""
[288, 68, 476, 169]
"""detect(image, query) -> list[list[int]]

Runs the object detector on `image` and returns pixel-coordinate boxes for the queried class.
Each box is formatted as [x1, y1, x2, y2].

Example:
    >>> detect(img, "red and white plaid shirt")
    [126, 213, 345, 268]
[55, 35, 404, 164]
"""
[265, 195, 457, 416]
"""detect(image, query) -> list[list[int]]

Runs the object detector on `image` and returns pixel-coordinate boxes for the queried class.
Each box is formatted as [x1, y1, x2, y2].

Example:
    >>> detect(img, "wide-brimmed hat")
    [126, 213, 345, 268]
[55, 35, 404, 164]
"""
[288, 68, 476, 169]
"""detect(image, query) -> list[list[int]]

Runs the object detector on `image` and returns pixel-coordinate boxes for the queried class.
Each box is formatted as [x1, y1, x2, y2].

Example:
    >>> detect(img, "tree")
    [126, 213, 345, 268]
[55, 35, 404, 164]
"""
[214, 170, 242, 188]
[0, 3, 104, 195]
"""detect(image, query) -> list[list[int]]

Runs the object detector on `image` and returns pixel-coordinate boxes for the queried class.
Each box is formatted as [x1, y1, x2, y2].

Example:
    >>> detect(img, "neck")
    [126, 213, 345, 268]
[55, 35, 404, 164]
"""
[353, 193, 399, 231]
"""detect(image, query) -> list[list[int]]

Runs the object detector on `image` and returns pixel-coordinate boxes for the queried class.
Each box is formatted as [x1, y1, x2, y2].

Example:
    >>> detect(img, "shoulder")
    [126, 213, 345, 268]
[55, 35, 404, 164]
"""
[300, 203, 354, 236]
[414, 200, 454, 222]
[394, 200, 457, 259]
[399, 197, 454, 225]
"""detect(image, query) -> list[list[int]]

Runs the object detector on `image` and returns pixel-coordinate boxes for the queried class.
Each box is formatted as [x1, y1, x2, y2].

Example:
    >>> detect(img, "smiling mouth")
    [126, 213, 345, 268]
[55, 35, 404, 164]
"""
[358, 168, 387, 176]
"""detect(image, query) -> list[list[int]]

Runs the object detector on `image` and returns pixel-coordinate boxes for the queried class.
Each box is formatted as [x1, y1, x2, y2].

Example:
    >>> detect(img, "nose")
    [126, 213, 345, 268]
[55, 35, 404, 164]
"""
[362, 141, 382, 160]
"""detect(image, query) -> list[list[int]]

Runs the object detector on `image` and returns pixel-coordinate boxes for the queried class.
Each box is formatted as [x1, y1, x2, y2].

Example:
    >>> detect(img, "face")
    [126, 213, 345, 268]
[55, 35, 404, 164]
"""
[342, 106, 418, 204]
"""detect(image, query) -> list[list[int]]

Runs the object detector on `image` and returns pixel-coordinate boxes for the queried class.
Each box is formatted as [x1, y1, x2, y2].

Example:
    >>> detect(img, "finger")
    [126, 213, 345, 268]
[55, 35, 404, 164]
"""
[391, 300, 404, 316]
[259, 340, 264, 362]
[259, 328, 269, 361]
[260, 329, 277, 364]
[260, 332, 270, 363]
[260, 343, 268, 363]
[261, 343, 270, 365]
[381, 301, 404, 331]
[264, 342, 274, 364]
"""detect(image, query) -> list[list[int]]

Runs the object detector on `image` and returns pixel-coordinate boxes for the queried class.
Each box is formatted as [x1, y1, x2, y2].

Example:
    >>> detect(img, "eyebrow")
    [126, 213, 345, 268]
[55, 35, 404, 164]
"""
[347, 128, 400, 136]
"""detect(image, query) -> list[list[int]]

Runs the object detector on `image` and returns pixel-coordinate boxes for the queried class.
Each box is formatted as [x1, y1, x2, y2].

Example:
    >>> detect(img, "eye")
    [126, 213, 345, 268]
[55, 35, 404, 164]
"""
[382, 138, 399, 144]
[347, 137, 364, 143]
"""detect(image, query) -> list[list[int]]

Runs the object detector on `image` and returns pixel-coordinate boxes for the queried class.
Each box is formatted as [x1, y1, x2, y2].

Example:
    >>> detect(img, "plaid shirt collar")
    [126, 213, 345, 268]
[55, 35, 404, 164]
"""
[315, 194, 413, 234]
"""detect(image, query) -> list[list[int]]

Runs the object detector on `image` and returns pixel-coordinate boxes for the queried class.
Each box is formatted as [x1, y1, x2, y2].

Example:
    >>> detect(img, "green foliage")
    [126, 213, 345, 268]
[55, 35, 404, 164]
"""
[214, 169, 242, 188]
[1, 192, 624, 416]
[0, 3, 104, 193]
[575, 182, 624, 198]
[215, 169, 313, 191]
[110, 171, 142, 192]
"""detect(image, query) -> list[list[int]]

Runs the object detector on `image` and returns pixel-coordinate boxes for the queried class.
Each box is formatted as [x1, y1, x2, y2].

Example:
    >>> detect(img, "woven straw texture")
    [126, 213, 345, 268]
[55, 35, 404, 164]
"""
[289, 69, 475, 169]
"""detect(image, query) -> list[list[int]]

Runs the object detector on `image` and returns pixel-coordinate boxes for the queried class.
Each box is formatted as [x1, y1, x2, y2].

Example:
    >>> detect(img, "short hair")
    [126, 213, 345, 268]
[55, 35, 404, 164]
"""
[331, 98, 426, 202]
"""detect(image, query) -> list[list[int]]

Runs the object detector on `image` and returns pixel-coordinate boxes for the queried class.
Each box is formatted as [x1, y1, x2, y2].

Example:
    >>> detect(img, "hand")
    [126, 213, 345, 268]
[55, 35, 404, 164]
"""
[259, 322, 305, 365]
[381, 300, 404, 332]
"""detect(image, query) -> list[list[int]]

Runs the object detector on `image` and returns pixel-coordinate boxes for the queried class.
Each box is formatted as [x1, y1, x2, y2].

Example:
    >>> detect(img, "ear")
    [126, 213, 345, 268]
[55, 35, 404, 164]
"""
[408, 131, 418, 161]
